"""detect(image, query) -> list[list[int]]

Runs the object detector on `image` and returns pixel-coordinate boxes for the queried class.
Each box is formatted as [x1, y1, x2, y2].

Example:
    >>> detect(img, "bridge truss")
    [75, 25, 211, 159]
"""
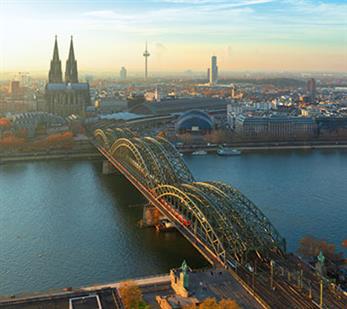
[95, 128, 286, 266]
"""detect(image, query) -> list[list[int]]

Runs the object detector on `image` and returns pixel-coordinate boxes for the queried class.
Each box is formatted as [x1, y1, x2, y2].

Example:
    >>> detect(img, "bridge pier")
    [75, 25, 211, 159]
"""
[102, 160, 118, 175]
[142, 204, 162, 227]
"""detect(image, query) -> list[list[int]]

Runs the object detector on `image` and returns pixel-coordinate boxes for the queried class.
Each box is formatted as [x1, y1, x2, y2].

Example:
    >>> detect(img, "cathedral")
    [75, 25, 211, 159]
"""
[45, 36, 90, 117]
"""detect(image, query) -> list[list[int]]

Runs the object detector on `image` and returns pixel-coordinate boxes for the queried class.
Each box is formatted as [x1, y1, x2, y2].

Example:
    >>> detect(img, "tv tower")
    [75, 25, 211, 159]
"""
[143, 42, 150, 80]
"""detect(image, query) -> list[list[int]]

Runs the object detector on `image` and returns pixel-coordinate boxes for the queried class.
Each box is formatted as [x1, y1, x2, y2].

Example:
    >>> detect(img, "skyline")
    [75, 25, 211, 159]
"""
[0, 0, 346, 73]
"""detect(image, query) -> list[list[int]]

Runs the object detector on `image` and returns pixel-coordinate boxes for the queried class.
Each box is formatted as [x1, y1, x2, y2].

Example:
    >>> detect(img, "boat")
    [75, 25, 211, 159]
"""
[192, 150, 207, 155]
[217, 146, 241, 156]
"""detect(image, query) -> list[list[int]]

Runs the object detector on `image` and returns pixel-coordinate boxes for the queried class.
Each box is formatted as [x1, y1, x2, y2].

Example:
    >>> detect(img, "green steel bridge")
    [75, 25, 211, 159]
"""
[93, 127, 347, 309]
[94, 127, 286, 266]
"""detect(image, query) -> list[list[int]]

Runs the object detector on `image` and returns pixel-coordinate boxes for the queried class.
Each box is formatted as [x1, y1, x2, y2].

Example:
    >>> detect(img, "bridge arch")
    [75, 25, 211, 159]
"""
[143, 137, 187, 184]
[181, 183, 247, 262]
[156, 137, 195, 183]
[110, 138, 154, 188]
[153, 184, 226, 264]
[94, 129, 110, 149]
[206, 181, 286, 256]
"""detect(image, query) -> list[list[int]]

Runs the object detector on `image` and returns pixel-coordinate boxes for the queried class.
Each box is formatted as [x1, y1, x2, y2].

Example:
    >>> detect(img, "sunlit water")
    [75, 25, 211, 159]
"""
[0, 149, 346, 295]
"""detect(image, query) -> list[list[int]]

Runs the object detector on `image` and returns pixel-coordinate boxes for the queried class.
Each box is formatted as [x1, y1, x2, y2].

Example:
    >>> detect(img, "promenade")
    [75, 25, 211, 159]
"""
[0, 269, 262, 309]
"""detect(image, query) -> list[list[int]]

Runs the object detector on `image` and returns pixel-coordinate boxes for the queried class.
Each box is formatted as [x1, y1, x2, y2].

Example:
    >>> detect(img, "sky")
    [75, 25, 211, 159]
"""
[0, 0, 346, 74]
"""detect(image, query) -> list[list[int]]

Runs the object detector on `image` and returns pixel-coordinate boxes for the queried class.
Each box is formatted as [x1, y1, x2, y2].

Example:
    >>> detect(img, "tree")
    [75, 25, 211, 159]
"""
[199, 298, 219, 309]
[0, 118, 11, 128]
[156, 131, 166, 138]
[219, 299, 240, 309]
[118, 281, 143, 309]
[298, 236, 343, 264]
[186, 298, 240, 309]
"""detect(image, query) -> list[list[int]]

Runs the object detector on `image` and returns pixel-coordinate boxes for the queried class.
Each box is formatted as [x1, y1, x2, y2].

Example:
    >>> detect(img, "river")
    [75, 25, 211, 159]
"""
[0, 149, 346, 295]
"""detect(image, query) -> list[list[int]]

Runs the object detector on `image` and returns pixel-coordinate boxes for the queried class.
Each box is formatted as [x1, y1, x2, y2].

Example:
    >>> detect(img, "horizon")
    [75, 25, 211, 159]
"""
[0, 0, 346, 74]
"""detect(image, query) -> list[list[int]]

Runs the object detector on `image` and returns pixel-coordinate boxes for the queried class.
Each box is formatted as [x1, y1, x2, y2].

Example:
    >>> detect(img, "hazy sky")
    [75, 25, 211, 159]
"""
[0, 0, 346, 74]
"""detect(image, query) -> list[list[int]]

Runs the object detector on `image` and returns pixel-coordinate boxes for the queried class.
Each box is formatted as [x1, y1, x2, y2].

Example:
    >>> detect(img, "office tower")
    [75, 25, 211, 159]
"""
[231, 85, 235, 98]
[207, 68, 210, 82]
[307, 78, 316, 101]
[209, 56, 218, 85]
[120, 67, 127, 81]
[143, 42, 150, 80]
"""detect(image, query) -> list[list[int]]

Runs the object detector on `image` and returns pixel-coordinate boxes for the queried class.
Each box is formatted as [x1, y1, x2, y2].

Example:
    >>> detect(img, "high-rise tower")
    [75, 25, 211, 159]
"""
[209, 56, 218, 85]
[120, 67, 127, 81]
[143, 42, 150, 80]
[48, 36, 63, 83]
[65, 36, 78, 83]
[307, 78, 316, 101]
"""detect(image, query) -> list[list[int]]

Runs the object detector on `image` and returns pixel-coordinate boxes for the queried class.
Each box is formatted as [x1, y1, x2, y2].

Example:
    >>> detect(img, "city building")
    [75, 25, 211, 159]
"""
[307, 78, 317, 101]
[9, 112, 66, 138]
[175, 110, 214, 134]
[317, 116, 347, 134]
[44, 36, 90, 117]
[120, 67, 127, 81]
[209, 56, 218, 85]
[129, 97, 228, 115]
[235, 115, 316, 138]
[95, 97, 127, 114]
[144, 87, 161, 102]
[9, 81, 20, 96]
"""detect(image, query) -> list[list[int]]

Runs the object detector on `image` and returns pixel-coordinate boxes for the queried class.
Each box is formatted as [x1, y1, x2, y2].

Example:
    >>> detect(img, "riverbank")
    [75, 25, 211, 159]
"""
[0, 268, 263, 309]
[0, 273, 170, 308]
[2, 140, 347, 164]
[179, 141, 347, 153]
[0, 151, 101, 164]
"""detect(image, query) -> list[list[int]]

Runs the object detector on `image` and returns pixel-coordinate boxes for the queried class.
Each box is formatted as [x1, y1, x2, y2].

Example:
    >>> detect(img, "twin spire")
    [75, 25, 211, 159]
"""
[48, 36, 78, 84]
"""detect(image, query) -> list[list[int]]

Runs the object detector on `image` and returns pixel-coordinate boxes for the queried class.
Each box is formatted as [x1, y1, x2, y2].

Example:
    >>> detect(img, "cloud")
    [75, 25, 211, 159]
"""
[161, 0, 272, 5]
[83, 10, 120, 18]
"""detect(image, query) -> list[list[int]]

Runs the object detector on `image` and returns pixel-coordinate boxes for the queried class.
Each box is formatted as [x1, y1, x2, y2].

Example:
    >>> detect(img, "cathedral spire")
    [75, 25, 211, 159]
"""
[48, 35, 63, 83]
[68, 35, 75, 61]
[52, 35, 59, 61]
[65, 35, 78, 83]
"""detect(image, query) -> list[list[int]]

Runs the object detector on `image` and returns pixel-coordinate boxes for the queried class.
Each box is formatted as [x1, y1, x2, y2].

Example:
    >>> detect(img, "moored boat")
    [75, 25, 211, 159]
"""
[217, 146, 241, 156]
[192, 150, 207, 155]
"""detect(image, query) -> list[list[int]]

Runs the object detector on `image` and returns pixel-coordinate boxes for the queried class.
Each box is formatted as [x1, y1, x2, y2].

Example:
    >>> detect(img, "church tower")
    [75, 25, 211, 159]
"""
[48, 36, 63, 83]
[65, 36, 78, 83]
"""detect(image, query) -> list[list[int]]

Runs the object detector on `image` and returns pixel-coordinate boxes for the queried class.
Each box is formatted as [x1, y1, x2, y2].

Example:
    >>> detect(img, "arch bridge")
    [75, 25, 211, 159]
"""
[94, 128, 286, 267]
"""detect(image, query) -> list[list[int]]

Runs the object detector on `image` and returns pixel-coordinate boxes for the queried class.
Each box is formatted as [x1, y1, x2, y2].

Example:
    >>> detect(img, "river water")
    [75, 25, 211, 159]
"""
[0, 149, 346, 295]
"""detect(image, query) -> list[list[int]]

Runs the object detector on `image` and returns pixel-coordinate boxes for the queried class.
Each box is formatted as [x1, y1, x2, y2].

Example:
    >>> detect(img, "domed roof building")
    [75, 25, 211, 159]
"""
[175, 110, 214, 134]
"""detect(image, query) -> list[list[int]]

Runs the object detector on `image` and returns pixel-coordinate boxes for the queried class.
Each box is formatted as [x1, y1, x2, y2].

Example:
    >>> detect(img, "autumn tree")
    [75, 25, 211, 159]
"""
[0, 118, 11, 128]
[219, 299, 240, 309]
[199, 298, 219, 309]
[298, 236, 344, 264]
[190, 298, 240, 309]
[298, 236, 346, 281]
[118, 281, 143, 309]
[156, 131, 166, 138]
